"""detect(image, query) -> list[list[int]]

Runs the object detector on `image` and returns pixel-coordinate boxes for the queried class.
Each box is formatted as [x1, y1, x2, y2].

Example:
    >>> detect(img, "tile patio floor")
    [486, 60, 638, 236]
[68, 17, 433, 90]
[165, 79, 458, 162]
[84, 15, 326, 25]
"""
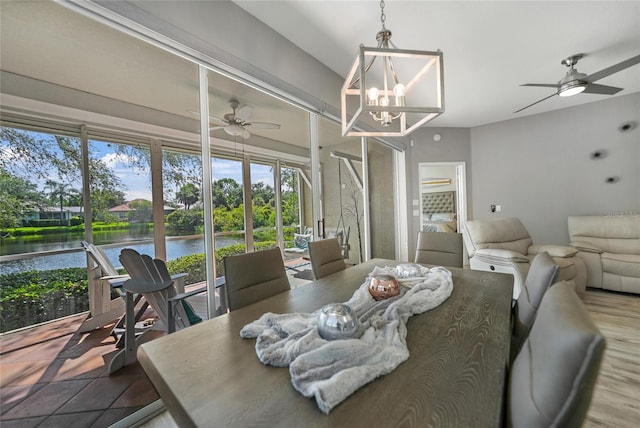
[1, 312, 162, 428]
[1, 264, 313, 427]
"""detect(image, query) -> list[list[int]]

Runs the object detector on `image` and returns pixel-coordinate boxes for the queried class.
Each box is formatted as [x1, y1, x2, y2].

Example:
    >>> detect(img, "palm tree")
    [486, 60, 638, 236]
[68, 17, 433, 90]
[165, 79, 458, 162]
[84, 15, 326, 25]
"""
[44, 180, 78, 225]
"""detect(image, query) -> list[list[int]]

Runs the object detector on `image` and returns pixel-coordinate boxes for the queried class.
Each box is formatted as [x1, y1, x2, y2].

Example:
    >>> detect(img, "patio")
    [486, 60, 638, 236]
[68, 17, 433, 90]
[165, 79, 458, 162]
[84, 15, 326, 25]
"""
[0, 266, 313, 427]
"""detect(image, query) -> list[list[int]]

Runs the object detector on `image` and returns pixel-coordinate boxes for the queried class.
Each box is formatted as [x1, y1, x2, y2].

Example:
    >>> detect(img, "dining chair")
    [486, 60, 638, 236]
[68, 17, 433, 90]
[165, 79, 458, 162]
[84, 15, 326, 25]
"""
[510, 251, 559, 361]
[308, 238, 347, 280]
[507, 281, 605, 428]
[414, 231, 463, 268]
[223, 247, 291, 311]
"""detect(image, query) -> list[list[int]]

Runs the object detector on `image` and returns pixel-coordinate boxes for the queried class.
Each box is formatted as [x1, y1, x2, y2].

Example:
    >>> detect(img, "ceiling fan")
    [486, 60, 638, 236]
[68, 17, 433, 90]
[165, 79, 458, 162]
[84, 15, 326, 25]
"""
[207, 99, 280, 139]
[515, 53, 640, 113]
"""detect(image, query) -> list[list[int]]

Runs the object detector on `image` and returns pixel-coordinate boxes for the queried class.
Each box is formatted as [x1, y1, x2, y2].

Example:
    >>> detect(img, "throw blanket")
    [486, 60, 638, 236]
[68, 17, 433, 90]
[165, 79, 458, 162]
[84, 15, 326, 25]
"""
[240, 265, 454, 414]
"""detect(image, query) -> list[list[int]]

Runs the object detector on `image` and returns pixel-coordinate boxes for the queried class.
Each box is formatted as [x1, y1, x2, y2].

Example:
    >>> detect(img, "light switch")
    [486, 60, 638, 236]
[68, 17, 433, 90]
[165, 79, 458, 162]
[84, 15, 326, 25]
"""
[413, 210, 420, 216]
[496, 205, 502, 212]
[412, 199, 419, 206]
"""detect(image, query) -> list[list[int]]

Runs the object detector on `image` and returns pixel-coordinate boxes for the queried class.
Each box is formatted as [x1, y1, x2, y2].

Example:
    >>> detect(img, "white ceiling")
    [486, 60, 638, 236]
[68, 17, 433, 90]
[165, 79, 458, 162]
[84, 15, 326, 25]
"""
[234, 0, 640, 128]
[1, 0, 639, 146]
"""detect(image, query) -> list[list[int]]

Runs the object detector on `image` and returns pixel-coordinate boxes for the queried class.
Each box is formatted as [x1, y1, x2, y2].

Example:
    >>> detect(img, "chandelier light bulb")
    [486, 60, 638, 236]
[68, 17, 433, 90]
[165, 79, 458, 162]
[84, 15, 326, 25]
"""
[380, 96, 390, 107]
[367, 87, 379, 105]
[393, 83, 406, 106]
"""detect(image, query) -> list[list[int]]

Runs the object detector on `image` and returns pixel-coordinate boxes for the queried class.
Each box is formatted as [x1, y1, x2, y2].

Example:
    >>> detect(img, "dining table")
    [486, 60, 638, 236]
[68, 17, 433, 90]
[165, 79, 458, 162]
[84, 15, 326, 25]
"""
[137, 258, 514, 427]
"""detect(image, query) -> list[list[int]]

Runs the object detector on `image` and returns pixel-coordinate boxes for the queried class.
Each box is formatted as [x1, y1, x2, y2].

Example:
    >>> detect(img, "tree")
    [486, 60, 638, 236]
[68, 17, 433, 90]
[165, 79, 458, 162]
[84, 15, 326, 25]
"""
[176, 183, 200, 209]
[44, 180, 79, 225]
[213, 178, 243, 209]
[251, 181, 274, 207]
[0, 128, 128, 222]
[0, 169, 46, 228]
[128, 199, 153, 223]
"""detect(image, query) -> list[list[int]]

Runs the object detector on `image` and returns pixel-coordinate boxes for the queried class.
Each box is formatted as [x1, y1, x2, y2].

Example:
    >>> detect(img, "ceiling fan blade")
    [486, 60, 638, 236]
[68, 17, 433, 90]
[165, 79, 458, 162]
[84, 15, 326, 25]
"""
[209, 115, 229, 125]
[209, 126, 224, 131]
[187, 109, 229, 125]
[242, 129, 251, 139]
[248, 122, 281, 130]
[235, 104, 254, 122]
[521, 83, 558, 88]
[514, 92, 558, 114]
[583, 83, 624, 95]
[584, 54, 640, 83]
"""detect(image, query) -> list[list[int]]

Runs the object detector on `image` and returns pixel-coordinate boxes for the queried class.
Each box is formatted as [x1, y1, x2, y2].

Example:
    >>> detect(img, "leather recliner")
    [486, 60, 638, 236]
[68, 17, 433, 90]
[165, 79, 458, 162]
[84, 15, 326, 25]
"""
[568, 215, 640, 294]
[463, 217, 586, 298]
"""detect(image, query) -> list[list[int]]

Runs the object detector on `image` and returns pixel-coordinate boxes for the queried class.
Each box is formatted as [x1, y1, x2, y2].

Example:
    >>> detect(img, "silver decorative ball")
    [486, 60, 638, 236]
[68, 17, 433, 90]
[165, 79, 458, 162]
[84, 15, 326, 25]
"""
[317, 303, 359, 340]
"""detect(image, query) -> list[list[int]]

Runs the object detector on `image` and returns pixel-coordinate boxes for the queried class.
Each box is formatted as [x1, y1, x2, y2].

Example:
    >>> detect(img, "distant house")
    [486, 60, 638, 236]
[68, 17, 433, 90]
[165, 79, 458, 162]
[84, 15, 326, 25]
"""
[108, 199, 177, 221]
[21, 206, 85, 226]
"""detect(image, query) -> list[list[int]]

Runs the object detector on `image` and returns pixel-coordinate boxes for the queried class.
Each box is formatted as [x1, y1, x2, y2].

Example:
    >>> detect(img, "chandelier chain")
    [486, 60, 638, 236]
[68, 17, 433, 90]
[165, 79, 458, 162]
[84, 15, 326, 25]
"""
[380, 0, 386, 30]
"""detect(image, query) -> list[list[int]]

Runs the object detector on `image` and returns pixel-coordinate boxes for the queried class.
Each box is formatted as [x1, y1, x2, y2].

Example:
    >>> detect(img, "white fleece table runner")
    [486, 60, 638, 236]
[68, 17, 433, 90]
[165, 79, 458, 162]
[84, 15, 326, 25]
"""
[240, 265, 454, 414]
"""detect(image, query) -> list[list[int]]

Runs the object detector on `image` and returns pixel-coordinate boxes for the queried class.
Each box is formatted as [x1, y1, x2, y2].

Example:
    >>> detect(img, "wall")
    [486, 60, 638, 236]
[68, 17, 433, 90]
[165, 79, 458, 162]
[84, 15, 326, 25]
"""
[470, 92, 640, 245]
[405, 128, 472, 260]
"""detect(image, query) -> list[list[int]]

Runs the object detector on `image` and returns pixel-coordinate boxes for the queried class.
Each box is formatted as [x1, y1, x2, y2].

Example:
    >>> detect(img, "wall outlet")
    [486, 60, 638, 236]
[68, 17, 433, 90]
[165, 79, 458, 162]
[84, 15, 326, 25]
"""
[413, 209, 420, 216]
[412, 199, 419, 206]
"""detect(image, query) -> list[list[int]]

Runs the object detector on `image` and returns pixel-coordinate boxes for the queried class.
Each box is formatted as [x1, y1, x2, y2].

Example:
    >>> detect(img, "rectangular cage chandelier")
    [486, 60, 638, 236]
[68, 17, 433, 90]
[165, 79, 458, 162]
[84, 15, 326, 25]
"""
[341, 1, 444, 137]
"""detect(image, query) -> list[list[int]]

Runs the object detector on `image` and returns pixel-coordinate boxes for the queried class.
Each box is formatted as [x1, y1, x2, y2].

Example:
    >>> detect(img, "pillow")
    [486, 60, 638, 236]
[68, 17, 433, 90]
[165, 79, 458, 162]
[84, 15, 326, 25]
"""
[294, 233, 313, 250]
[431, 212, 456, 222]
[422, 213, 432, 221]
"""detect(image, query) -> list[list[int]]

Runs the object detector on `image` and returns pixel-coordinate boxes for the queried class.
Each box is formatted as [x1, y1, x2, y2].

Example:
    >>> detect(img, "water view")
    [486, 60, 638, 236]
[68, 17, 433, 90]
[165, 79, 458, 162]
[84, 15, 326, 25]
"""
[0, 233, 244, 275]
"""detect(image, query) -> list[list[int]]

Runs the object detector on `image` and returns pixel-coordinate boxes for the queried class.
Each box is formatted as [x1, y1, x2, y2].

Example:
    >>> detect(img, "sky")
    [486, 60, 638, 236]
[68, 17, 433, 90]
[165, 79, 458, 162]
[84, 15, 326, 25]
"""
[1, 130, 276, 203]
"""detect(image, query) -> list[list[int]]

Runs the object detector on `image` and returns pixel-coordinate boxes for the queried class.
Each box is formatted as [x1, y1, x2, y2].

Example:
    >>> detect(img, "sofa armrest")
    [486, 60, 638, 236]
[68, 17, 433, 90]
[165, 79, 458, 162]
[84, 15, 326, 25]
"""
[569, 241, 603, 254]
[474, 248, 529, 263]
[528, 244, 578, 258]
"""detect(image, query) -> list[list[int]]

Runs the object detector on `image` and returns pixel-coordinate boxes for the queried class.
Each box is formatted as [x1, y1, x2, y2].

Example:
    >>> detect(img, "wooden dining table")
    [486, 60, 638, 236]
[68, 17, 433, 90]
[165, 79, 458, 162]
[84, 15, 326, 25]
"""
[137, 258, 514, 427]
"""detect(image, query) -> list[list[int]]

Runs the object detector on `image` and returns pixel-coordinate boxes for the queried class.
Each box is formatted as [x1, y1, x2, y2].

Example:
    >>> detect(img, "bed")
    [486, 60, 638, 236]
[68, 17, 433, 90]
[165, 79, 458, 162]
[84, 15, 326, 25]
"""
[421, 191, 457, 233]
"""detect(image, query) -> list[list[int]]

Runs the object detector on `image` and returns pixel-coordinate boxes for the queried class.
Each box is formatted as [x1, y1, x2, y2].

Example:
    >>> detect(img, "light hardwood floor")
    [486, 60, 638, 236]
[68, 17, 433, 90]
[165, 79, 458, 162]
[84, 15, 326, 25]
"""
[582, 288, 640, 428]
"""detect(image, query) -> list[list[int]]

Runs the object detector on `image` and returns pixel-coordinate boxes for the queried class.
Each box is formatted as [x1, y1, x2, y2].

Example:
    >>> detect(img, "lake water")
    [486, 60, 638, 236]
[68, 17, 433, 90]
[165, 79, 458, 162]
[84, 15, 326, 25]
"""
[0, 233, 244, 275]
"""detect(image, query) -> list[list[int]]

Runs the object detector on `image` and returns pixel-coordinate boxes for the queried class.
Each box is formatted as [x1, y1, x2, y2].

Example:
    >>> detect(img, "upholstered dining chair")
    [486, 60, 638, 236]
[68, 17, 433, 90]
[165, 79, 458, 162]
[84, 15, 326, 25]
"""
[507, 282, 605, 428]
[308, 238, 347, 280]
[414, 231, 463, 268]
[510, 251, 559, 362]
[223, 247, 291, 311]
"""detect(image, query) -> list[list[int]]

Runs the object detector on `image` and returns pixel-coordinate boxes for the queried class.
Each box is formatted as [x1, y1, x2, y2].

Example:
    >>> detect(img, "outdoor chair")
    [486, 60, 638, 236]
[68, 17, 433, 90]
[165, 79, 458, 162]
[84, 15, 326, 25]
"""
[223, 247, 290, 311]
[110, 248, 207, 373]
[507, 282, 605, 428]
[414, 231, 463, 268]
[81, 241, 187, 346]
[308, 238, 347, 280]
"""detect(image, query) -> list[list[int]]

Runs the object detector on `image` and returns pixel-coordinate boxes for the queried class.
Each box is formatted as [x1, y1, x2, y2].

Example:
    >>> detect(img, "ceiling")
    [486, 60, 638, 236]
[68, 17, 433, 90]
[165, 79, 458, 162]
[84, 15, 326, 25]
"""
[1, 0, 639, 149]
[234, 0, 640, 128]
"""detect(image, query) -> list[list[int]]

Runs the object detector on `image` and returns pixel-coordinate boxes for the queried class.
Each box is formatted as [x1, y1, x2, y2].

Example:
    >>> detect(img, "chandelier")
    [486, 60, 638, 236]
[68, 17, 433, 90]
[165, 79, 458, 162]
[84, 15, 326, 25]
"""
[341, 1, 445, 137]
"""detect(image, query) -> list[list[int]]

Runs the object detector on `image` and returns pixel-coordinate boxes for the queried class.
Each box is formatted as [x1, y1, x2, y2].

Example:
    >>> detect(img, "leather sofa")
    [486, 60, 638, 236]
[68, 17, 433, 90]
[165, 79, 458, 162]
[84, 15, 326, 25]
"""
[463, 217, 587, 298]
[568, 215, 640, 294]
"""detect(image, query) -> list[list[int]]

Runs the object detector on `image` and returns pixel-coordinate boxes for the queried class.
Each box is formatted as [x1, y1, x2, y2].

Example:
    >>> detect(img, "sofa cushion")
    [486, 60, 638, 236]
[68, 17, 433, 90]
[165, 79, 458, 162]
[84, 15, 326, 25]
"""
[529, 244, 578, 258]
[568, 216, 640, 255]
[475, 248, 530, 263]
[602, 253, 640, 278]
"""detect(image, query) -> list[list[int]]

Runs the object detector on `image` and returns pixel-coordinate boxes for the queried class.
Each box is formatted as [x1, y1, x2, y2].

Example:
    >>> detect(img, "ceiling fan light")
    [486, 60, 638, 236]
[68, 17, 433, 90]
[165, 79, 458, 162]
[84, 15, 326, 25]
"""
[559, 81, 587, 97]
[225, 123, 245, 136]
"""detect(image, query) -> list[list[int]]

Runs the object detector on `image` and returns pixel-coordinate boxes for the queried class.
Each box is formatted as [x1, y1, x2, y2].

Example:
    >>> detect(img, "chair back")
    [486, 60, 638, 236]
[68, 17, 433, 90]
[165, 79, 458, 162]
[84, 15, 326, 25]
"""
[511, 251, 558, 359]
[223, 247, 290, 311]
[464, 217, 532, 257]
[119, 248, 191, 331]
[414, 231, 463, 268]
[308, 238, 347, 279]
[507, 282, 605, 428]
[82, 240, 120, 277]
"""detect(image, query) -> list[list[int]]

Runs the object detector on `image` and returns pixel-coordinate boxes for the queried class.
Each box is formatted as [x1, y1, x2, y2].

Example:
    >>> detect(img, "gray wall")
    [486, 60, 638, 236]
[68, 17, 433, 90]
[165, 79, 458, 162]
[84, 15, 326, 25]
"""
[405, 128, 472, 260]
[470, 92, 640, 245]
